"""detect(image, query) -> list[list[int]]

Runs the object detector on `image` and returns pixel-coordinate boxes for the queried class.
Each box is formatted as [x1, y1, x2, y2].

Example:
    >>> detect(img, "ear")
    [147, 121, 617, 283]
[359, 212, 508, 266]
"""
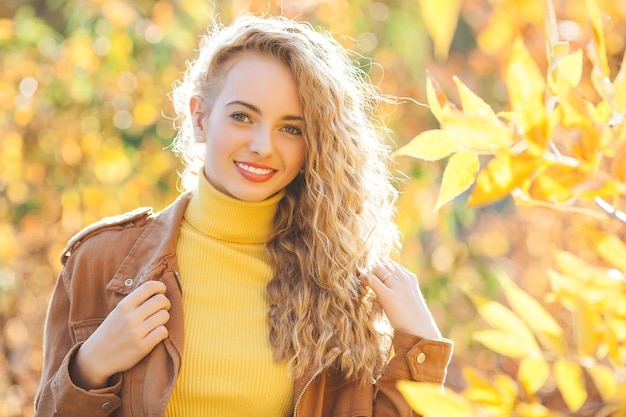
[190, 95, 206, 143]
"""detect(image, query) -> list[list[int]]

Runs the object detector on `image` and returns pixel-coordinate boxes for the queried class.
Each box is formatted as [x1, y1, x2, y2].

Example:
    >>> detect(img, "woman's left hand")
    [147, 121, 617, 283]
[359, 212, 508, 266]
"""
[361, 259, 442, 340]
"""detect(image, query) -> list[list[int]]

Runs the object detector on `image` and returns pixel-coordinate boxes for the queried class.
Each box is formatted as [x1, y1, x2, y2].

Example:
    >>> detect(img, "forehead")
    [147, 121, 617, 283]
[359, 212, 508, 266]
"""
[213, 52, 303, 109]
[221, 52, 290, 80]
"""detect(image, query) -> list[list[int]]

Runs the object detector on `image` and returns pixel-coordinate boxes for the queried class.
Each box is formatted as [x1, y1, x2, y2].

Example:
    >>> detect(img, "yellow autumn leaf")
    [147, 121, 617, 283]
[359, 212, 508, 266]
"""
[594, 232, 626, 272]
[553, 42, 571, 63]
[518, 357, 550, 395]
[426, 74, 450, 123]
[579, 179, 620, 201]
[499, 273, 565, 354]
[602, 322, 622, 365]
[466, 289, 540, 358]
[462, 366, 503, 411]
[528, 163, 589, 203]
[605, 325, 626, 358]
[612, 272, 626, 298]
[528, 175, 572, 203]
[462, 372, 502, 408]
[542, 0, 560, 64]
[554, 359, 587, 412]
[506, 36, 547, 147]
[554, 251, 594, 279]
[418, 0, 462, 61]
[547, 269, 597, 313]
[609, 290, 626, 317]
[551, 49, 583, 96]
[468, 158, 513, 207]
[573, 298, 604, 357]
[556, 93, 602, 160]
[434, 150, 479, 211]
[475, 9, 517, 54]
[472, 329, 536, 359]
[554, 251, 623, 293]
[397, 381, 474, 417]
[468, 151, 537, 207]
[466, 291, 539, 345]
[587, 362, 618, 401]
[557, 90, 594, 130]
[584, 0, 610, 77]
[515, 402, 552, 417]
[453, 76, 498, 120]
[614, 52, 626, 112]
[441, 112, 513, 151]
[493, 373, 518, 412]
[394, 130, 460, 161]
[551, 256, 622, 312]
[594, 102, 614, 131]
[461, 368, 516, 413]
[612, 140, 626, 183]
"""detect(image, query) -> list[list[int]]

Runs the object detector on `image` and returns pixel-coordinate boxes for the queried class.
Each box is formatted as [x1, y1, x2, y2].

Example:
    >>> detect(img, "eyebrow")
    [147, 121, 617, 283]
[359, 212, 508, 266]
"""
[226, 100, 304, 122]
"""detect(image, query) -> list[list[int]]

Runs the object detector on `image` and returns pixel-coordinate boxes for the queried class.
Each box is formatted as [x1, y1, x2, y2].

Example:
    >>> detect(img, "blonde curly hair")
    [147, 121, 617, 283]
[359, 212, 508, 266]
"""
[171, 15, 400, 385]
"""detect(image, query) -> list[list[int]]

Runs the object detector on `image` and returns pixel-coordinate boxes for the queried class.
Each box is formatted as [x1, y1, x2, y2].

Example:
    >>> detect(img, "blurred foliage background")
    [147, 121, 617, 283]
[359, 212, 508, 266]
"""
[1, 0, 625, 416]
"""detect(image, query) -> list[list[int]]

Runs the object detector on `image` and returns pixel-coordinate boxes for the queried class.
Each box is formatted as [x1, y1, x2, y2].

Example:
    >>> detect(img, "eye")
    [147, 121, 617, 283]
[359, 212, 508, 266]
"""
[230, 112, 251, 123]
[282, 125, 303, 136]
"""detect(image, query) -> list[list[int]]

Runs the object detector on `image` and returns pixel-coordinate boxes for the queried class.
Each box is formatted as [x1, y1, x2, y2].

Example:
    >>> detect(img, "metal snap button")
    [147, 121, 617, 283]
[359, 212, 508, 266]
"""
[416, 352, 426, 364]
[101, 401, 113, 410]
[124, 278, 134, 287]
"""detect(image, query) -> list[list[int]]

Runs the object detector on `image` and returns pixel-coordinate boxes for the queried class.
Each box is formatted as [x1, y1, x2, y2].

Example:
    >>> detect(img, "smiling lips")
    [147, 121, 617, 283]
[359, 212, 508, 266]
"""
[234, 161, 277, 182]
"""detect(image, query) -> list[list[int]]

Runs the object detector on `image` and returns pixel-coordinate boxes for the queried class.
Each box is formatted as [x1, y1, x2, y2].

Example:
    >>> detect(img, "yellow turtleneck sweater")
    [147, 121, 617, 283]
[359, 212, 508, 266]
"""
[165, 174, 293, 417]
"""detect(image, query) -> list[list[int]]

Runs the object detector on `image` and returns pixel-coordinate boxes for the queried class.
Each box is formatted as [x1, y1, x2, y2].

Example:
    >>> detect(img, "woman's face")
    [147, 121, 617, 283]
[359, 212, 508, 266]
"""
[191, 52, 306, 202]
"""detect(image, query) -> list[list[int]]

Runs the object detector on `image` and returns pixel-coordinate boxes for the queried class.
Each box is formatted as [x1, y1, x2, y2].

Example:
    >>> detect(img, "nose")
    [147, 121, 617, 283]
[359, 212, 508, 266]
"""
[248, 127, 273, 157]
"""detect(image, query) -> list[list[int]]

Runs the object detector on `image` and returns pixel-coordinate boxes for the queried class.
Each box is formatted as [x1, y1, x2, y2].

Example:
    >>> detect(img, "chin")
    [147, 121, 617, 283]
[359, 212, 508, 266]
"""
[231, 190, 274, 202]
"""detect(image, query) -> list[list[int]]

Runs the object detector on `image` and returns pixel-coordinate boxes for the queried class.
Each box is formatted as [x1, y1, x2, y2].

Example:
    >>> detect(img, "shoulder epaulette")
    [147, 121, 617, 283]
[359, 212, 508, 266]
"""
[61, 206, 153, 264]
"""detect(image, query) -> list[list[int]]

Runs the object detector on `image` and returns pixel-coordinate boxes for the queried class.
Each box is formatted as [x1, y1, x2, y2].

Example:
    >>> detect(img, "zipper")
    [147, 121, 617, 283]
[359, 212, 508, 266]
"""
[293, 370, 320, 417]
[174, 271, 183, 298]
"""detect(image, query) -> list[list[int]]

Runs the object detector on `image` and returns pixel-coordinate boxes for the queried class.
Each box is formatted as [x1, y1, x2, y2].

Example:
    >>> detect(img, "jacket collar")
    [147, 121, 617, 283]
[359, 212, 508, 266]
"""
[107, 192, 193, 295]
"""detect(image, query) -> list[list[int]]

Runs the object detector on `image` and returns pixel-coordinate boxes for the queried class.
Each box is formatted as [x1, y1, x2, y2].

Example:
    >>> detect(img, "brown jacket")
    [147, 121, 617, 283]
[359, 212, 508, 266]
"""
[35, 193, 453, 417]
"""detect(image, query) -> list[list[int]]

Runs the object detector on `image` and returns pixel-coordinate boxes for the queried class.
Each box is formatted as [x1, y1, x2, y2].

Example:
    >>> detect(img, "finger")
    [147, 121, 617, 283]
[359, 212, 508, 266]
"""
[392, 260, 413, 277]
[140, 308, 170, 338]
[136, 293, 171, 321]
[393, 263, 423, 292]
[361, 271, 391, 300]
[384, 259, 416, 284]
[371, 264, 389, 282]
[386, 262, 425, 301]
[121, 280, 167, 309]
[138, 280, 168, 297]
[142, 325, 169, 350]
[372, 263, 398, 287]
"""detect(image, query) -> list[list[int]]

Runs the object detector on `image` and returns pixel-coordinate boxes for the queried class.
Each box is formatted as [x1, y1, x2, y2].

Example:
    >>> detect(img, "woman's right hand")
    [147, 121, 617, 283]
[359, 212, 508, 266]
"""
[70, 280, 171, 390]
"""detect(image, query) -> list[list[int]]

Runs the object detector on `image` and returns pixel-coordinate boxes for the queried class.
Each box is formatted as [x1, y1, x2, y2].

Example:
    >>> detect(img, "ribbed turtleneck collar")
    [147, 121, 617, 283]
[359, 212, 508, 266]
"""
[183, 174, 284, 244]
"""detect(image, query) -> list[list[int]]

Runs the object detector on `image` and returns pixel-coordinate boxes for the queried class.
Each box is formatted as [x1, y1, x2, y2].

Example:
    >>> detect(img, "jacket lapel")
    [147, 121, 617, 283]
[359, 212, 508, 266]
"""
[107, 193, 192, 295]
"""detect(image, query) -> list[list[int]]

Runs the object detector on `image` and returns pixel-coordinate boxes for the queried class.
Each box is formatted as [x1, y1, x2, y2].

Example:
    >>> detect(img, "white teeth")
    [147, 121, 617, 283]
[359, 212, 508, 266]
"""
[236, 162, 273, 175]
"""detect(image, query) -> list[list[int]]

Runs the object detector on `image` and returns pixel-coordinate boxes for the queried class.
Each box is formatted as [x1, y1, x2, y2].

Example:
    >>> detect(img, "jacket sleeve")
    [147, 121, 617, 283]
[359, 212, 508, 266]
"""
[34, 270, 123, 417]
[373, 331, 454, 417]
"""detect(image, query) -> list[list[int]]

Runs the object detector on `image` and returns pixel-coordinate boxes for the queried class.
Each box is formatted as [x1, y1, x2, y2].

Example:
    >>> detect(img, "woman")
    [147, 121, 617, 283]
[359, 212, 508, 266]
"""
[35, 15, 453, 417]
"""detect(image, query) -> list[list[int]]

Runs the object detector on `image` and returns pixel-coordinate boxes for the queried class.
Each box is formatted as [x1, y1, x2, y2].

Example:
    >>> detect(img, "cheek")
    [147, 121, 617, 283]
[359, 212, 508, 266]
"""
[204, 130, 233, 161]
[203, 145, 229, 175]
[296, 142, 307, 169]
[291, 142, 307, 168]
